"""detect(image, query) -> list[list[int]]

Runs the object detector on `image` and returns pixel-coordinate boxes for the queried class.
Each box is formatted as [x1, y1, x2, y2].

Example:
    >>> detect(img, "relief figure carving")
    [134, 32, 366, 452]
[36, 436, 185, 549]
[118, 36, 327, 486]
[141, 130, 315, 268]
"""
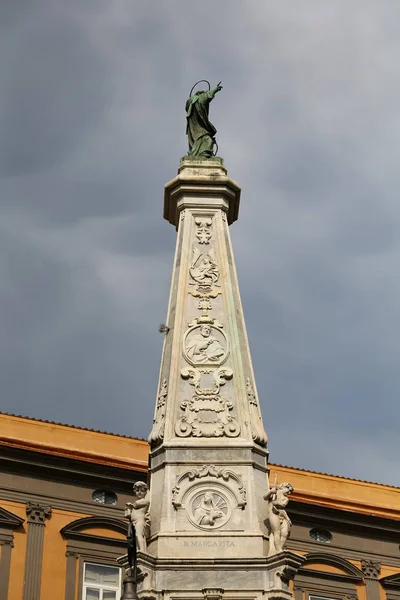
[193, 492, 227, 527]
[190, 248, 219, 286]
[148, 378, 167, 446]
[186, 325, 225, 364]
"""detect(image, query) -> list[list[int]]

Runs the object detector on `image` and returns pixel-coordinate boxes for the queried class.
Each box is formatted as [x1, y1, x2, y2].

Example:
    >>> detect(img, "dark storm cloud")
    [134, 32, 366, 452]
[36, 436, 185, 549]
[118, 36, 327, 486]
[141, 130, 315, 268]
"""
[1, 0, 400, 484]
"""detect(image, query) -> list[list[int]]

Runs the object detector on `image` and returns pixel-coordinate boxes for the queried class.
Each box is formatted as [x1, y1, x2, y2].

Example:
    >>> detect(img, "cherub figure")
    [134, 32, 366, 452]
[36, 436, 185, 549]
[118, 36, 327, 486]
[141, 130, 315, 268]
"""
[264, 476, 294, 556]
[124, 481, 151, 554]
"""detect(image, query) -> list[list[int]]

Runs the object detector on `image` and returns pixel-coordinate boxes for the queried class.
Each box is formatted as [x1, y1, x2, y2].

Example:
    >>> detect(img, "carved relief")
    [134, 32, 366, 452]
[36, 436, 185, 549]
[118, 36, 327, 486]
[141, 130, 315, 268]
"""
[181, 366, 233, 396]
[361, 560, 381, 579]
[246, 377, 268, 446]
[195, 217, 212, 244]
[190, 490, 230, 529]
[172, 465, 246, 508]
[188, 248, 222, 313]
[183, 320, 228, 367]
[26, 502, 52, 524]
[189, 248, 219, 287]
[175, 395, 240, 438]
[148, 378, 167, 446]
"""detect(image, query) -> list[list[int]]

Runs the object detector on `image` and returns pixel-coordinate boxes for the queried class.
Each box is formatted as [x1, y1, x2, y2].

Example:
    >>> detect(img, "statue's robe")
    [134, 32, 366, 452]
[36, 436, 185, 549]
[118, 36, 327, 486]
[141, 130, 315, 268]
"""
[186, 90, 217, 157]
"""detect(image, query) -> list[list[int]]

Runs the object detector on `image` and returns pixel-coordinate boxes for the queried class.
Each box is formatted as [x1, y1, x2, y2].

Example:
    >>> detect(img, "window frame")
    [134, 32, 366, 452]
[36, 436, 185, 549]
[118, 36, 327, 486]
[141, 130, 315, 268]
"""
[82, 561, 122, 600]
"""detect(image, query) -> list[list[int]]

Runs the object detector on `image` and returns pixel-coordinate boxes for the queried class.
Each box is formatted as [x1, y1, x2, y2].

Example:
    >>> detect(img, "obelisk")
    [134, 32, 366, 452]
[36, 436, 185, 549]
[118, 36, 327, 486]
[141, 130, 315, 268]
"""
[126, 82, 303, 600]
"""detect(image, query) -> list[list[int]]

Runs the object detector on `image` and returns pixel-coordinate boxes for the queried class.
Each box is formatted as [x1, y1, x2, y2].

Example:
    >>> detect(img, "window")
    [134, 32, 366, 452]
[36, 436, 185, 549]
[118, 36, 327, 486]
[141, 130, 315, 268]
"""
[309, 528, 332, 543]
[92, 489, 118, 505]
[83, 563, 121, 600]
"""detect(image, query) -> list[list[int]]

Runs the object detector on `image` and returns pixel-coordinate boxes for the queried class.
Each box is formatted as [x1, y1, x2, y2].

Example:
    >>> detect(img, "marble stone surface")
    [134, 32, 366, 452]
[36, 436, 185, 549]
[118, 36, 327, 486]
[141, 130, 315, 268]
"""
[139, 158, 300, 600]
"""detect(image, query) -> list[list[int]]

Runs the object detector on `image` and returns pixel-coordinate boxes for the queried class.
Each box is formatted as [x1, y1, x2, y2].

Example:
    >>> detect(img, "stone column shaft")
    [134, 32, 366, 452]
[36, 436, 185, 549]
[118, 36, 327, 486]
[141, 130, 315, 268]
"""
[22, 502, 51, 600]
[0, 540, 14, 598]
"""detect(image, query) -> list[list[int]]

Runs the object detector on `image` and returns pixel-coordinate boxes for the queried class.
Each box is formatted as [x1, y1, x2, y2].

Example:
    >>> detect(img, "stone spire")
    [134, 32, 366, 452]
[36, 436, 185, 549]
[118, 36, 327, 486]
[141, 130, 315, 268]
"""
[130, 157, 303, 600]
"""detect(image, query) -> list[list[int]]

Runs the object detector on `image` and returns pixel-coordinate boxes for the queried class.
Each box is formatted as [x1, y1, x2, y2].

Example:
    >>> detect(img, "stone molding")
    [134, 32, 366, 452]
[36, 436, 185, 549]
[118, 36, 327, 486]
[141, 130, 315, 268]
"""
[203, 588, 224, 600]
[301, 552, 365, 581]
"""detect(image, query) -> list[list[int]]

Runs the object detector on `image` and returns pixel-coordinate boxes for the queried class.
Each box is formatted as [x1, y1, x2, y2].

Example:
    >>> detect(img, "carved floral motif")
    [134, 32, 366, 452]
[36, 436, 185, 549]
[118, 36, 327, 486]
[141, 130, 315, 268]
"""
[148, 378, 168, 446]
[246, 377, 268, 446]
[26, 502, 52, 524]
[195, 217, 212, 244]
[361, 560, 381, 579]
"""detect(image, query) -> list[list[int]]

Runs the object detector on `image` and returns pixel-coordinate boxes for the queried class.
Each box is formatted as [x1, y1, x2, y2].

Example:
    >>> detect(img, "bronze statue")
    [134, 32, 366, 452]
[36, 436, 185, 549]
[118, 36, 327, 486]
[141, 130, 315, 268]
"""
[186, 80, 223, 158]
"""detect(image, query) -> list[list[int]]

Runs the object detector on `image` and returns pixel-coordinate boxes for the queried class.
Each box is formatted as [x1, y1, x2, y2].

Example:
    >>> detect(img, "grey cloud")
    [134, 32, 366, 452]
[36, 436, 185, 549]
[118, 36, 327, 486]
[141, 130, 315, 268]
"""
[1, 0, 400, 484]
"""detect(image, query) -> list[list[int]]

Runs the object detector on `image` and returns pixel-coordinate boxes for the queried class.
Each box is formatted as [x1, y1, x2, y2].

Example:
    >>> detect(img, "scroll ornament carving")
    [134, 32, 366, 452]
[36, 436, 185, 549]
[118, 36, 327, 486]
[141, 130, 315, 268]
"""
[246, 378, 268, 446]
[148, 378, 168, 446]
[124, 482, 151, 554]
[264, 477, 294, 556]
[26, 502, 52, 524]
[178, 317, 239, 438]
[172, 465, 246, 509]
[195, 217, 212, 244]
[361, 560, 381, 579]
[181, 366, 233, 396]
[175, 395, 240, 438]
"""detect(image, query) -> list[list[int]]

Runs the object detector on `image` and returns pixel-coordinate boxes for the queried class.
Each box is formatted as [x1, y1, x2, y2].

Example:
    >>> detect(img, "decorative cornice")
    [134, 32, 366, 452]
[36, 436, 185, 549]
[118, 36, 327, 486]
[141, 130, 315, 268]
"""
[61, 515, 127, 538]
[0, 540, 14, 548]
[300, 552, 364, 581]
[380, 573, 400, 589]
[26, 502, 52, 524]
[0, 506, 25, 530]
[361, 559, 381, 579]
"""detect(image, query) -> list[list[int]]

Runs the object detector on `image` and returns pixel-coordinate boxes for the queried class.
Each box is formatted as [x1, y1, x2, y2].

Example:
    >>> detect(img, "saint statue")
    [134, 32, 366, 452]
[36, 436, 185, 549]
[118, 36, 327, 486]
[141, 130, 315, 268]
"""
[185, 325, 225, 364]
[186, 81, 223, 158]
[264, 478, 294, 556]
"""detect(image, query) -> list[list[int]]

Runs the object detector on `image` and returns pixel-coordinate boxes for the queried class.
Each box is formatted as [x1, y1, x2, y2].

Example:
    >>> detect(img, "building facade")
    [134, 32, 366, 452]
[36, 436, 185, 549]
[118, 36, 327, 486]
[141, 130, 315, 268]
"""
[0, 412, 398, 600]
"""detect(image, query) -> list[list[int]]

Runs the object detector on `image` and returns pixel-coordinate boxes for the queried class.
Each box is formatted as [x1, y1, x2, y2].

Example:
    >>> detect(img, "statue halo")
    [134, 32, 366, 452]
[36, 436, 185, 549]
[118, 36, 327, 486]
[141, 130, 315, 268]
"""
[189, 80, 211, 97]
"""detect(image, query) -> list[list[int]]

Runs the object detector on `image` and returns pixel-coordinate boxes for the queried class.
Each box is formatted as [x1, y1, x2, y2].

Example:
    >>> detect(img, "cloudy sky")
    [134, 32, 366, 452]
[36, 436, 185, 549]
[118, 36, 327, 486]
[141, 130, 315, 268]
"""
[1, 1, 400, 485]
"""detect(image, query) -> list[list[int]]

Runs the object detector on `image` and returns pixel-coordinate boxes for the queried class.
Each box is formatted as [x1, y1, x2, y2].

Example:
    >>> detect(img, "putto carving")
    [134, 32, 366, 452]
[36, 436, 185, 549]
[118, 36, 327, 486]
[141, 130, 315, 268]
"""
[175, 395, 240, 438]
[183, 319, 228, 367]
[246, 377, 268, 446]
[361, 559, 381, 579]
[148, 378, 167, 446]
[124, 482, 151, 554]
[264, 477, 294, 556]
[172, 465, 246, 508]
[195, 217, 212, 244]
[26, 502, 52, 524]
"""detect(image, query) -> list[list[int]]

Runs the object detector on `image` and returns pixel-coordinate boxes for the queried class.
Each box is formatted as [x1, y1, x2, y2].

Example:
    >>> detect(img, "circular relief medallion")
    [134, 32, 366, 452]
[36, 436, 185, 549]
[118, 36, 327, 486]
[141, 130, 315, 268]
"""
[183, 324, 228, 367]
[187, 489, 232, 530]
